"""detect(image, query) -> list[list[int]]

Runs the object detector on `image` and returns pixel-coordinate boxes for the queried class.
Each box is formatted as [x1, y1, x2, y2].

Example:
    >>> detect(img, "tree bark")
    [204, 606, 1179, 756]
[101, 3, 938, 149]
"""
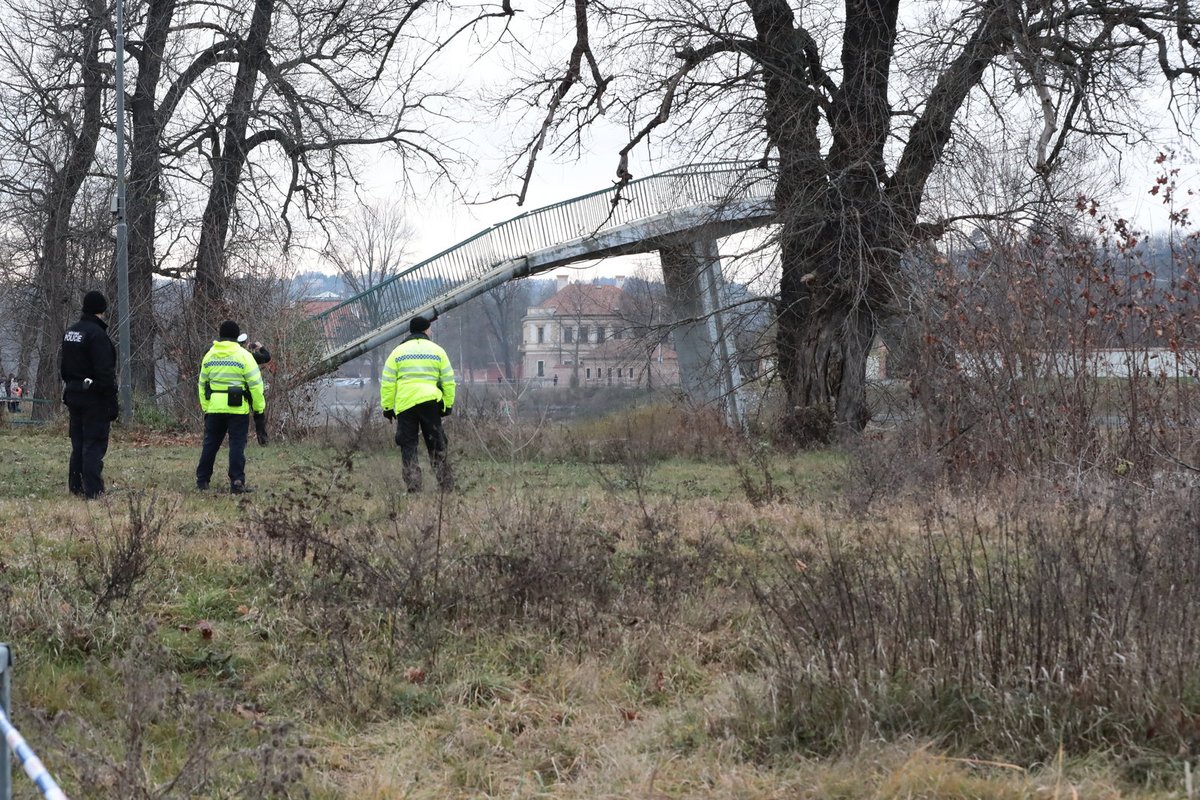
[192, 0, 276, 316]
[758, 0, 900, 436]
[126, 0, 179, 397]
[31, 0, 106, 411]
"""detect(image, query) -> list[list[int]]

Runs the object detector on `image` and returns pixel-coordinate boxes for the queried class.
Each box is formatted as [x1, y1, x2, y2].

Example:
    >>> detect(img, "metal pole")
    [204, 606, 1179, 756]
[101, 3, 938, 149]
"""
[114, 0, 133, 424]
[697, 241, 743, 428]
[1, 643, 11, 800]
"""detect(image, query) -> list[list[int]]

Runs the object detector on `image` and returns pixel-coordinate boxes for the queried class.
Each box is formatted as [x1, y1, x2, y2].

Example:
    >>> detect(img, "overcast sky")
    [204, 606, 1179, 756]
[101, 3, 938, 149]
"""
[313, 2, 1198, 285]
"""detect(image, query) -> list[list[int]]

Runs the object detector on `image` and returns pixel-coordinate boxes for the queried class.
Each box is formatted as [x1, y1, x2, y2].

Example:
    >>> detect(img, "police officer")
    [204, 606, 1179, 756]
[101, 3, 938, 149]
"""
[60, 290, 118, 498]
[237, 332, 271, 365]
[380, 314, 455, 492]
[236, 332, 270, 444]
[196, 320, 266, 494]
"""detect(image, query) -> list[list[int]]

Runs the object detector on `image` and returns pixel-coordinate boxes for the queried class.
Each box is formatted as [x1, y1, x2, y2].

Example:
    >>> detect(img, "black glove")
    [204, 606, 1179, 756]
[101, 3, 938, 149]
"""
[439, 405, 451, 417]
[383, 408, 395, 421]
[254, 411, 269, 446]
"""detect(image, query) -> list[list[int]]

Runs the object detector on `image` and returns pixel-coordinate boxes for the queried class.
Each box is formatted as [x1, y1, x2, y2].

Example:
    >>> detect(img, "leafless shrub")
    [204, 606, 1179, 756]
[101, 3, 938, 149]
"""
[732, 441, 787, 506]
[743, 482, 1200, 763]
[455, 497, 621, 636]
[74, 494, 174, 614]
[3, 495, 175, 658]
[32, 630, 310, 798]
[882, 176, 1200, 489]
[310, 404, 394, 451]
[771, 405, 834, 450]
[457, 396, 554, 463]
[245, 443, 727, 720]
[842, 426, 945, 513]
[564, 403, 736, 462]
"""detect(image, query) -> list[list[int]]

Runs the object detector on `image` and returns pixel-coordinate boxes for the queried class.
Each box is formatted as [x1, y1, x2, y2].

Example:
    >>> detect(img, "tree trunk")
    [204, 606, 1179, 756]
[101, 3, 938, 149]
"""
[126, 0, 179, 398]
[778, 283, 877, 432]
[31, 0, 106, 412]
[192, 0, 276, 315]
[754, 0, 900, 438]
[17, 313, 39, 384]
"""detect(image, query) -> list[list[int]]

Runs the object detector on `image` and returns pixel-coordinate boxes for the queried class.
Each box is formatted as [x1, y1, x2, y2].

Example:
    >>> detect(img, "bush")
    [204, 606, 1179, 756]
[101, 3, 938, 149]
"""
[244, 449, 728, 720]
[894, 213, 1200, 486]
[745, 482, 1200, 764]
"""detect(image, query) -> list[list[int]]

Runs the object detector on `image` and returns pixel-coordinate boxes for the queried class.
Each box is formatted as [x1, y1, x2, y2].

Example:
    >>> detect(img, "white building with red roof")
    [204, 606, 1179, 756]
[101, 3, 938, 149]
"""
[519, 275, 680, 388]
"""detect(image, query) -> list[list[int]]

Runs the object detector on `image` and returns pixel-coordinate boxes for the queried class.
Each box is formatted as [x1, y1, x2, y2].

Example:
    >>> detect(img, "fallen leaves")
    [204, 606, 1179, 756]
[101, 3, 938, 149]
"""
[234, 702, 267, 722]
[178, 619, 215, 640]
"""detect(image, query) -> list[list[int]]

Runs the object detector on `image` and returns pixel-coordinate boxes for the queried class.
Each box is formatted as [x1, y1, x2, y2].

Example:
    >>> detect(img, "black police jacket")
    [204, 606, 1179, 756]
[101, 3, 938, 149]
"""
[60, 313, 118, 412]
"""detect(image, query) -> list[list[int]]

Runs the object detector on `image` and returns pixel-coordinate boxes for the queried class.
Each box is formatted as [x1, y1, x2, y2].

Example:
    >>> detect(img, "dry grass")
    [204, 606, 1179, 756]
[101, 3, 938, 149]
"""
[0, 424, 1196, 798]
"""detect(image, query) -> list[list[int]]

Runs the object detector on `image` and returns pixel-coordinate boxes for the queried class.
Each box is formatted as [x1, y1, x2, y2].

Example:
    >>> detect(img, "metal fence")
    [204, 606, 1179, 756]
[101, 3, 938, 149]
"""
[1, 645, 7, 800]
[1, 644, 68, 800]
[1, 398, 53, 426]
[309, 161, 775, 359]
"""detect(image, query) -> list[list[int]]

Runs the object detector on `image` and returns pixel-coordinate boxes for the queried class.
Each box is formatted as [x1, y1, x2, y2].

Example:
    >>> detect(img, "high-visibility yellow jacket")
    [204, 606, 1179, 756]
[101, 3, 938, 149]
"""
[380, 334, 455, 414]
[198, 340, 266, 415]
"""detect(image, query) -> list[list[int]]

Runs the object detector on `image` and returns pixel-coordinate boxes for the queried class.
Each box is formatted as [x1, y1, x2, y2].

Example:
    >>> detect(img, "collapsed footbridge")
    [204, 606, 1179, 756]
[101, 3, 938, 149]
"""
[302, 161, 777, 421]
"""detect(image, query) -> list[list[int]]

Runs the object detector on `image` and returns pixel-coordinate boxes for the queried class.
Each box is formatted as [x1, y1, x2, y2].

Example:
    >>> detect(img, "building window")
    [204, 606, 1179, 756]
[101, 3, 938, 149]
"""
[586, 368, 592, 379]
[537, 326, 544, 344]
[613, 328, 623, 340]
[564, 327, 573, 343]
[596, 326, 606, 343]
[537, 360, 545, 377]
[617, 368, 622, 378]
[579, 326, 589, 343]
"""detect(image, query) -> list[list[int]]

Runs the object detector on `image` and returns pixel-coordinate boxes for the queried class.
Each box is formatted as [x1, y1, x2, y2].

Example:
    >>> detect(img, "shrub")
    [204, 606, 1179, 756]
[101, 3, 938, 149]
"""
[894, 199, 1200, 486]
[745, 482, 1200, 764]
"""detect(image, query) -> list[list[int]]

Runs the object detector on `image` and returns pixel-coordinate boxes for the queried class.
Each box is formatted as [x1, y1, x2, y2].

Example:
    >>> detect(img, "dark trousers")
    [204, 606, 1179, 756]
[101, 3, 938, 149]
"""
[196, 413, 249, 488]
[395, 400, 452, 491]
[68, 404, 111, 498]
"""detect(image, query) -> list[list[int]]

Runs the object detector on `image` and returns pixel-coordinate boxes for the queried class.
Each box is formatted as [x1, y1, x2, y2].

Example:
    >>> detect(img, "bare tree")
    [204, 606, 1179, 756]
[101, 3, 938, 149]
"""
[123, 0, 243, 395]
[189, 0, 519, 317]
[502, 0, 1200, 435]
[324, 200, 415, 381]
[617, 274, 671, 391]
[480, 281, 532, 381]
[113, 0, 520, 392]
[0, 0, 109, 407]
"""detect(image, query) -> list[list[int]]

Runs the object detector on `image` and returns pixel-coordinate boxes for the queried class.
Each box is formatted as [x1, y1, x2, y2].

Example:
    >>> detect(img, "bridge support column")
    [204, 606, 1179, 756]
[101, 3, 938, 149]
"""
[660, 238, 743, 427]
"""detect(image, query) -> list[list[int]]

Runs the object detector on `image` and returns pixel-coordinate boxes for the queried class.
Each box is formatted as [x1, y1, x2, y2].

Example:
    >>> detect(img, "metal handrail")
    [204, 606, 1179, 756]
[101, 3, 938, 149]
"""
[307, 161, 775, 361]
[2, 397, 53, 426]
[1, 645, 68, 800]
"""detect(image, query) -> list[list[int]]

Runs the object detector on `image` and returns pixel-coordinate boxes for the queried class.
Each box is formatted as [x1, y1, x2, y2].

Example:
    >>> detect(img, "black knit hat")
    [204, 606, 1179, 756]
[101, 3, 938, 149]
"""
[409, 315, 431, 334]
[219, 320, 241, 340]
[82, 291, 108, 315]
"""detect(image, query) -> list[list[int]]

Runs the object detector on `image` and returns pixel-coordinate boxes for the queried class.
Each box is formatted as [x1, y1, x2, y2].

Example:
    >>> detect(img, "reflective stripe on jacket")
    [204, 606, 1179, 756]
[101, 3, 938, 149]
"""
[380, 334, 455, 414]
[198, 340, 266, 415]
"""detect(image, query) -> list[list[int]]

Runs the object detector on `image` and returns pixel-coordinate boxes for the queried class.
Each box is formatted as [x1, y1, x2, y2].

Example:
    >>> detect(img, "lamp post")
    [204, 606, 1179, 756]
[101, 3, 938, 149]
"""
[114, 0, 133, 424]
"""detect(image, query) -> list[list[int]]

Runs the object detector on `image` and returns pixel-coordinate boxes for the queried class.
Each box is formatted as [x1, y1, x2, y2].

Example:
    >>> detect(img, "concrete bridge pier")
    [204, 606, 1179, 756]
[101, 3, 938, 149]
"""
[659, 238, 743, 428]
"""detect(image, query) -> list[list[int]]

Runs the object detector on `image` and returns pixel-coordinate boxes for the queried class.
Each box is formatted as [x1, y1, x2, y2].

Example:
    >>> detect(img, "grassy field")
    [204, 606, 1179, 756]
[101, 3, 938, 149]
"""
[0, 416, 1193, 798]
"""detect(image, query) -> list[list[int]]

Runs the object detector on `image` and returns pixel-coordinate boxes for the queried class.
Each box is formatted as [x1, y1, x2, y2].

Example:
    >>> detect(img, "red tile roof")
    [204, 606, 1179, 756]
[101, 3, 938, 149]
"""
[537, 283, 626, 316]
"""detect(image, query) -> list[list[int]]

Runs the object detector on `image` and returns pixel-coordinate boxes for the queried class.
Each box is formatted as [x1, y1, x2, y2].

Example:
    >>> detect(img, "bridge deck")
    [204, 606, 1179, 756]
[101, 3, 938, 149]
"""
[302, 162, 776, 378]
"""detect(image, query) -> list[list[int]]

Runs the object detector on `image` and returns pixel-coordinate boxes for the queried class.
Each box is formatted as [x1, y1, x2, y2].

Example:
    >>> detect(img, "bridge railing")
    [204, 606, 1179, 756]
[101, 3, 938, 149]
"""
[309, 161, 775, 356]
